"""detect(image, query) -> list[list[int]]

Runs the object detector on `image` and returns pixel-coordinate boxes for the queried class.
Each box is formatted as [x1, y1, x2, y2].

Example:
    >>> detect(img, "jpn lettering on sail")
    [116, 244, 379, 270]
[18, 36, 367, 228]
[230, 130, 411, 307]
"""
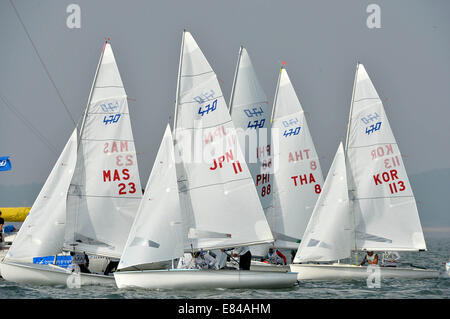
[65, 43, 142, 258]
[5, 129, 77, 261]
[293, 143, 352, 263]
[269, 68, 324, 249]
[346, 64, 426, 251]
[173, 32, 273, 251]
[229, 47, 273, 215]
[118, 125, 183, 270]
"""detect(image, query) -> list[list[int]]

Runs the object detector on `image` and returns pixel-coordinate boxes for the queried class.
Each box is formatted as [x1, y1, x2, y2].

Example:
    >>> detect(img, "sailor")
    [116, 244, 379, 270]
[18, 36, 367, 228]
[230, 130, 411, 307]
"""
[70, 251, 91, 273]
[382, 251, 400, 267]
[264, 247, 287, 265]
[232, 246, 252, 270]
[360, 251, 379, 266]
[104, 259, 120, 275]
[193, 251, 217, 269]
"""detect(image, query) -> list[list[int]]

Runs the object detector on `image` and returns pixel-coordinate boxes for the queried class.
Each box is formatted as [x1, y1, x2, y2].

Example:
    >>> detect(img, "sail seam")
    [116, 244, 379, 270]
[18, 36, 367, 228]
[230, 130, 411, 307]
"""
[353, 97, 380, 103]
[348, 142, 398, 149]
[231, 100, 269, 108]
[354, 195, 415, 200]
[179, 177, 253, 192]
[94, 85, 124, 89]
[68, 194, 141, 199]
[178, 95, 224, 106]
[81, 138, 135, 142]
[175, 120, 232, 130]
[181, 70, 214, 77]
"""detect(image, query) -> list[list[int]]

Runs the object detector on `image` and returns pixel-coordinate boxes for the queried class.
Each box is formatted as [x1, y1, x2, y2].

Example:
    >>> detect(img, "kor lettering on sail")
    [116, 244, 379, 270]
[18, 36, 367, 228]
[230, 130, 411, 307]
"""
[373, 169, 406, 194]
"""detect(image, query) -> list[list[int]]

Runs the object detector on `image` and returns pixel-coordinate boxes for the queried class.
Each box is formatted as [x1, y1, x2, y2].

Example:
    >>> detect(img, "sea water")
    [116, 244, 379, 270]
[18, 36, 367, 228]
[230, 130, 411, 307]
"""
[0, 234, 448, 299]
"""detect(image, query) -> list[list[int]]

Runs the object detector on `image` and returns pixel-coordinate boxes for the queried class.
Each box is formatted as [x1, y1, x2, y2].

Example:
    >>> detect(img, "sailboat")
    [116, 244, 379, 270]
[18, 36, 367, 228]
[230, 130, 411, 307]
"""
[0, 41, 142, 286]
[267, 64, 324, 259]
[290, 63, 439, 280]
[114, 31, 298, 290]
[227, 46, 274, 263]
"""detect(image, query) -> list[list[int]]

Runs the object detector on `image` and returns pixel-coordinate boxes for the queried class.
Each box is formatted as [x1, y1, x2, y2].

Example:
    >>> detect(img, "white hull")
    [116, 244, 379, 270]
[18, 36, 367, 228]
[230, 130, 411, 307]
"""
[0, 261, 115, 287]
[114, 269, 298, 290]
[290, 263, 440, 281]
[249, 261, 290, 272]
[226, 260, 290, 272]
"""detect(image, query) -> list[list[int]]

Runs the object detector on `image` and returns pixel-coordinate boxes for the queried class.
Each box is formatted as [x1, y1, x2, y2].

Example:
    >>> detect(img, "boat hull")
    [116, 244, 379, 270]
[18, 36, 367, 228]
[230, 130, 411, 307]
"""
[290, 263, 440, 280]
[225, 260, 290, 272]
[0, 261, 115, 286]
[249, 261, 290, 272]
[114, 269, 298, 290]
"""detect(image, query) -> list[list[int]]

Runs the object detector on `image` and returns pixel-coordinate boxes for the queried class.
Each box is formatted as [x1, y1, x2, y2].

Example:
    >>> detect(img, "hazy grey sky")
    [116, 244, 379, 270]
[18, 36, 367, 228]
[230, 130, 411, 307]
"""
[1, 0, 449, 188]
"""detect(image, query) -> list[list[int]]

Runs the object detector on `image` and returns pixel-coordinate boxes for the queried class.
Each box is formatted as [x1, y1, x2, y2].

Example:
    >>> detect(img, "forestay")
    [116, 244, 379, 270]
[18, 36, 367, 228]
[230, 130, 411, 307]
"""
[294, 143, 352, 262]
[118, 125, 183, 270]
[64, 42, 142, 258]
[346, 63, 426, 251]
[269, 67, 324, 249]
[173, 31, 274, 251]
[5, 129, 77, 260]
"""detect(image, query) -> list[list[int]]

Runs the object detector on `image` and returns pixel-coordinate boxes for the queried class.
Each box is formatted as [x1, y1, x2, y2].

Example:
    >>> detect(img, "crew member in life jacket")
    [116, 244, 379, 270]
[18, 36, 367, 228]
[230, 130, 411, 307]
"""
[178, 251, 217, 269]
[232, 246, 252, 270]
[70, 251, 91, 273]
[264, 246, 287, 265]
[360, 251, 379, 266]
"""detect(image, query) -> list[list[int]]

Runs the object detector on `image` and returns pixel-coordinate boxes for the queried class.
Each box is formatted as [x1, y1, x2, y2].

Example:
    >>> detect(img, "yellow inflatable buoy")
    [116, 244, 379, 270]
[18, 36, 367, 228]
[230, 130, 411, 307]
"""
[0, 207, 30, 222]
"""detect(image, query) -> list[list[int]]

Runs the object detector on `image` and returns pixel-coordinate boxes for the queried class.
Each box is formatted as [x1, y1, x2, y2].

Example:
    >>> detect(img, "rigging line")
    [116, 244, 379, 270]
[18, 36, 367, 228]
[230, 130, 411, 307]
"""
[9, 0, 77, 127]
[0, 93, 58, 155]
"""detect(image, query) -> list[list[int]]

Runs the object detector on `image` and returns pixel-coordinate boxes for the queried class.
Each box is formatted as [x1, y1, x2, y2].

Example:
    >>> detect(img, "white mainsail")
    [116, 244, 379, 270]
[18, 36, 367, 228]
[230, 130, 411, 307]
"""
[229, 46, 273, 214]
[346, 63, 426, 251]
[270, 66, 324, 249]
[5, 129, 78, 260]
[293, 142, 352, 262]
[64, 42, 142, 258]
[173, 31, 274, 251]
[118, 125, 183, 270]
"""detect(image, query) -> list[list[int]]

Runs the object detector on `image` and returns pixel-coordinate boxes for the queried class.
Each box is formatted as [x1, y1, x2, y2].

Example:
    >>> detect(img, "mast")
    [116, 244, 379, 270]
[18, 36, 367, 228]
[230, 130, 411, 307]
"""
[228, 45, 243, 115]
[78, 39, 108, 147]
[173, 30, 186, 135]
[345, 62, 360, 264]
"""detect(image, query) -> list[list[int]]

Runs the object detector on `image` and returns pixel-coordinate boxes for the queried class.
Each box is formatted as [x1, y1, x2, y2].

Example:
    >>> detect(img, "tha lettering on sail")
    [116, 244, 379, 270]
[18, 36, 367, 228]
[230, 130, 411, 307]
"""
[103, 141, 136, 195]
[291, 174, 321, 194]
[204, 125, 236, 146]
[209, 149, 243, 175]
